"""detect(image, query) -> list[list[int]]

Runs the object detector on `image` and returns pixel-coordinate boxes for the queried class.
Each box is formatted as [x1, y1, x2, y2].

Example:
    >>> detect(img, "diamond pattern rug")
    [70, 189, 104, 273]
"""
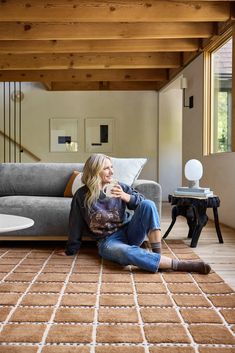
[0, 240, 234, 353]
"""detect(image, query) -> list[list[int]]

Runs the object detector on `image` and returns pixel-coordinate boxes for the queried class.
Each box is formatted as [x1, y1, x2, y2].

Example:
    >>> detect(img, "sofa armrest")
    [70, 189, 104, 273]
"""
[132, 179, 162, 218]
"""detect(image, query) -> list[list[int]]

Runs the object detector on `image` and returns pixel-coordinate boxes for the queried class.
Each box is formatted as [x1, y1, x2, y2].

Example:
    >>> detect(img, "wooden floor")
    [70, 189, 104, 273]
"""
[161, 202, 235, 290]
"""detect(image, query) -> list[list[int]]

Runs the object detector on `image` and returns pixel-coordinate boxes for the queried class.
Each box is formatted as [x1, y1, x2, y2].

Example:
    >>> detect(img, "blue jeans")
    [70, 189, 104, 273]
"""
[97, 200, 161, 273]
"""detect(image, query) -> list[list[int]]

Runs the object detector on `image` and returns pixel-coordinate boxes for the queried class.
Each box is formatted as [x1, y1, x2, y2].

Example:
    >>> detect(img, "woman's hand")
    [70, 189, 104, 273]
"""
[111, 184, 131, 203]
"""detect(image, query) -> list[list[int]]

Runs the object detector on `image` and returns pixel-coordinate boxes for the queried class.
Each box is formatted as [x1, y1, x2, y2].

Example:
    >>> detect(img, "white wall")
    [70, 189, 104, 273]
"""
[159, 77, 183, 200]
[1, 63, 235, 229]
[182, 54, 235, 229]
[182, 55, 204, 170]
[0, 83, 158, 181]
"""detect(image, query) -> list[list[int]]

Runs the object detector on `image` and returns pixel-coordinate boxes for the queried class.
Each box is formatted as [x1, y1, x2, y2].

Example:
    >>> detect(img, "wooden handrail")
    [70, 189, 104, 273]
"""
[0, 129, 41, 162]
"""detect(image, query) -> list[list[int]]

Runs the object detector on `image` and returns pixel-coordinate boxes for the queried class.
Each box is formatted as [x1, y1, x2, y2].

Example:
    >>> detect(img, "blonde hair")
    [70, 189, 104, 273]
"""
[82, 153, 111, 211]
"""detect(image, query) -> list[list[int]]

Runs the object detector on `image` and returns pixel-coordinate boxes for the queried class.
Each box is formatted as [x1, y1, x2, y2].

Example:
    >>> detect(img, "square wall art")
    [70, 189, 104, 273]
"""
[85, 118, 114, 153]
[50, 118, 78, 152]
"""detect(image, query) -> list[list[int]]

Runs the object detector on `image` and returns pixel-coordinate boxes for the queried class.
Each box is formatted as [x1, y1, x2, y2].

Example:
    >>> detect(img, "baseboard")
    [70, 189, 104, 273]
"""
[0, 235, 68, 241]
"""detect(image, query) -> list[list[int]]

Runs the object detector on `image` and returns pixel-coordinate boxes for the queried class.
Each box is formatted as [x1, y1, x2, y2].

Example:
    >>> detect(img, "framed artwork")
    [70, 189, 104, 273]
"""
[50, 118, 78, 152]
[85, 118, 114, 153]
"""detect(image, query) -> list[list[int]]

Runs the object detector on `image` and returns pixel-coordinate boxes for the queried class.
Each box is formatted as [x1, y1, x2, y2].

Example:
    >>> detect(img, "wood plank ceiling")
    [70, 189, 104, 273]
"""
[0, 0, 234, 91]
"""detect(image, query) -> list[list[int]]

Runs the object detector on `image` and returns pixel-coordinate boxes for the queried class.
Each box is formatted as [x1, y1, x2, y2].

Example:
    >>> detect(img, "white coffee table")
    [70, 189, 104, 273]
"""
[0, 214, 34, 233]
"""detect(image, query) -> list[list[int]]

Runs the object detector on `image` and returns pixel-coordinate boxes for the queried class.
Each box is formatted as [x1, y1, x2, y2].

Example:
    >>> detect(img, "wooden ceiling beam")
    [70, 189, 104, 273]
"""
[168, 51, 201, 81]
[0, 53, 181, 70]
[43, 81, 52, 90]
[0, 1, 230, 22]
[0, 1, 232, 91]
[0, 22, 215, 40]
[183, 51, 201, 66]
[0, 39, 200, 54]
[49, 81, 164, 91]
[0, 69, 168, 82]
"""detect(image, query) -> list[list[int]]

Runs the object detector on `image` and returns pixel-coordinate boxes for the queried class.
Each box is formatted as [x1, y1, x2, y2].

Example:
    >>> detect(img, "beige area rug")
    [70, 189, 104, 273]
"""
[0, 239, 234, 353]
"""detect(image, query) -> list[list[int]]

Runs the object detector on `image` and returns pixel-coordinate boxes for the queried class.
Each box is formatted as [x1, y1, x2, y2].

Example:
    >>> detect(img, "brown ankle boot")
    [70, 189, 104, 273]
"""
[172, 259, 211, 274]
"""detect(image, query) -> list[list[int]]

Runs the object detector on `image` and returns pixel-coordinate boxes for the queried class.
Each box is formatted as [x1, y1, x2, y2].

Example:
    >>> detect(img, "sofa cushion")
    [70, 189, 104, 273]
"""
[0, 195, 72, 236]
[0, 163, 84, 197]
[64, 171, 81, 197]
[72, 173, 84, 195]
[111, 157, 147, 186]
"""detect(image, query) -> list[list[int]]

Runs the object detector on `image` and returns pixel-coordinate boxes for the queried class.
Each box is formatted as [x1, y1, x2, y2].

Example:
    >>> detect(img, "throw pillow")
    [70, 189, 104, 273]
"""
[64, 171, 80, 197]
[72, 173, 84, 195]
[111, 157, 147, 186]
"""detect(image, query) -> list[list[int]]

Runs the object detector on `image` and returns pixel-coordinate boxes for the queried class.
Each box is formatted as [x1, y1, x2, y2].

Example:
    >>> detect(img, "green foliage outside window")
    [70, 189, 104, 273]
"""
[217, 92, 230, 152]
[211, 38, 232, 154]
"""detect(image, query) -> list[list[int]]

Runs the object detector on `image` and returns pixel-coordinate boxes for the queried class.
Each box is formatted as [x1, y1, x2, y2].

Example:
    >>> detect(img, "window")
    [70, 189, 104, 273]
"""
[207, 36, 232, 154]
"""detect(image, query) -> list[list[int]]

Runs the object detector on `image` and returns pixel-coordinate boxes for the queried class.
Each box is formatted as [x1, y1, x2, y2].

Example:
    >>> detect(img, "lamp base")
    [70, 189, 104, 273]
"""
[188, 180, 199, 188]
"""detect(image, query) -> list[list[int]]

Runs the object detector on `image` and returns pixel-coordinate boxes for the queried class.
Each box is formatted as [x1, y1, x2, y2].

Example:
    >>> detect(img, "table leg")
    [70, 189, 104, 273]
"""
[189, 212, 208, 248]
[213, 207, 224, 243]
[186, 206, 196, 239]
[187, 221, 195, 239]
[163, 206, 178, 239]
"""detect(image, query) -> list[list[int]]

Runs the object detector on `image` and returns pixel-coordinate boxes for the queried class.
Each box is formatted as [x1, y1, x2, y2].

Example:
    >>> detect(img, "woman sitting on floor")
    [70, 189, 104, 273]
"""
[58, 153, 211, 275]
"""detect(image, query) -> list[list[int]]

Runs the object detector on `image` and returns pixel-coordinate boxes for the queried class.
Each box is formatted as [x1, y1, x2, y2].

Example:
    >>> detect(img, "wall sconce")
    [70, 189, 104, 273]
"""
[180, 77, 194, 109]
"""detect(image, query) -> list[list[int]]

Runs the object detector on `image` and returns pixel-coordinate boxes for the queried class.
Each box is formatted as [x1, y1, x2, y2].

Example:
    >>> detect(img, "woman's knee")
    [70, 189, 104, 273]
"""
[139, 199, 158, 214]
[98, 241, 130, 265]
[137, 199, 160, 228]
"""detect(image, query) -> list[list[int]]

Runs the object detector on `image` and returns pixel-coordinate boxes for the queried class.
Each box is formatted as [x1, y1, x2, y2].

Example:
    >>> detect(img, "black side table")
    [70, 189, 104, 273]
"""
[163, 194, 224, 248]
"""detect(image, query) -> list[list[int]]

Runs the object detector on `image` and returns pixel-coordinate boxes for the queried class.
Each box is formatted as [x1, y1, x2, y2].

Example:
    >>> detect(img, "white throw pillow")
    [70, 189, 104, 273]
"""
[111, 157, 147, 186]
[72, 173, 84, 195]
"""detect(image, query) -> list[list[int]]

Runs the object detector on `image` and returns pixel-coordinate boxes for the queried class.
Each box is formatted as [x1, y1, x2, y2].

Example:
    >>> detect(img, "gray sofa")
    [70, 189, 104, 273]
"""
[0, 162, 162, 240]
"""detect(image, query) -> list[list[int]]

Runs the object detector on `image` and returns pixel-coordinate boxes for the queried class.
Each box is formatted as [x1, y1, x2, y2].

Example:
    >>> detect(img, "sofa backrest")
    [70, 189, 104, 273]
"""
[0, 163, 84, 197]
